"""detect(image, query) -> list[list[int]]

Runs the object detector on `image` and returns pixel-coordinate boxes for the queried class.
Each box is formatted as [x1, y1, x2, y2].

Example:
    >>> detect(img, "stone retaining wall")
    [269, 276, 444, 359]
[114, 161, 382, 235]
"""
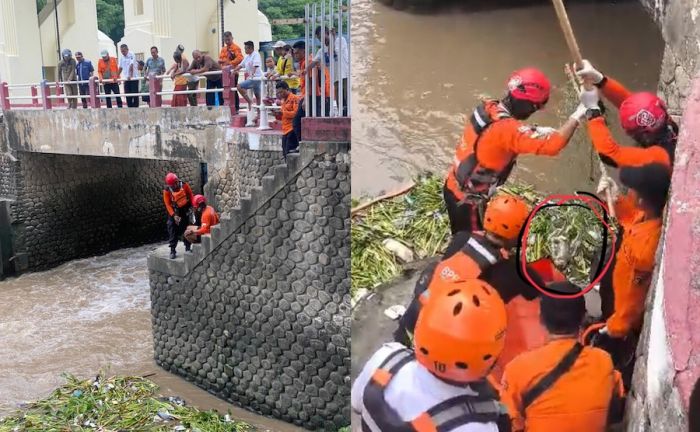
[623, 75, 700, 431]
[0, 151, 200, 272]
[150, 143, 351, 431]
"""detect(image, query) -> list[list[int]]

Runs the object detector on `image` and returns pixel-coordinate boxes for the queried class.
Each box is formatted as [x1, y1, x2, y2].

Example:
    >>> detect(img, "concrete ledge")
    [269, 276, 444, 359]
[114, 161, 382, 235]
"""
[301, 117, 351, 143]
[661, 74, 700, 406]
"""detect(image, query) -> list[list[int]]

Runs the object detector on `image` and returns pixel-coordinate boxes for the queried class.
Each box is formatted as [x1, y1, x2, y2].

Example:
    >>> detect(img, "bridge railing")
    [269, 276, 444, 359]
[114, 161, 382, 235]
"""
[304, 0, 351, 118]
[0, 67, 251, 114]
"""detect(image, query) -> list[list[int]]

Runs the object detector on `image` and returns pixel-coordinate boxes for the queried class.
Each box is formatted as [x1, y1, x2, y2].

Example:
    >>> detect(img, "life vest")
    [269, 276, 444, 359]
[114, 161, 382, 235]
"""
[453, 102, 517, 200]
[417, 233, 506, 303]
[166, 181, 190, 210]
[361, 348, 511, 432]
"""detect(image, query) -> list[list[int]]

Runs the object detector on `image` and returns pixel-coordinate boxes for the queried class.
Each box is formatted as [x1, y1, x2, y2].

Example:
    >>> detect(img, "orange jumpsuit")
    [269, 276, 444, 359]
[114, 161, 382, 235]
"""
[586, 77, 673, 170]
[299, 56, 331, 98]
[219, 42, 243, 69]
[194, 205, 220, 235]
[445, 100, 570, 202]
[280, 93, 300, 134]
[605, 194, 662, 338]
[501, 338, 623, 432]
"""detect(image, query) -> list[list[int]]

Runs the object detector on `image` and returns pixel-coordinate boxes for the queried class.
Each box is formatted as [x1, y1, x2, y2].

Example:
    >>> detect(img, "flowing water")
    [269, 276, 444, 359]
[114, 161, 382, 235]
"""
[351, 0, 665, 198]
[0, 244, 304, 432]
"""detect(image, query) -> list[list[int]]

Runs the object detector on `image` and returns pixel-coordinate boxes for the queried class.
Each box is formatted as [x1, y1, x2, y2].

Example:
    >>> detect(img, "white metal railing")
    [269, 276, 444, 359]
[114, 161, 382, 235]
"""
[304, 0, 351, 118]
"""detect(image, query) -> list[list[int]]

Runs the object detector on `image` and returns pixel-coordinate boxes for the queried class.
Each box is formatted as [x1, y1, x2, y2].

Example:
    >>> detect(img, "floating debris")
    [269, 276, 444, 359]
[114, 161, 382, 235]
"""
[0, 373, 255, 432]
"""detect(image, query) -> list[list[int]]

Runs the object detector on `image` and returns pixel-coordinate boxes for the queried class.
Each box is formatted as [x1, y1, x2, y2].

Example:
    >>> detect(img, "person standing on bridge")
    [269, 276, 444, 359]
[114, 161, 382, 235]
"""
[118, 44, 139, 108]
[143, 46, 166, 105]
[98, 50, 122, 108]
[443, 68, 585, 235]
[183, 195, 220, 245]
[273, 41, 299, 94]
[167, 50, 190, 107]
[190, 50, 223, 107]
[500, 281, 624, 432]
[219, 31, 244, 111]
[234, 41, 264, 110]
[58, 49, 79, 109]
[163, 172, 196, 259]
[75, 51, 94, 109]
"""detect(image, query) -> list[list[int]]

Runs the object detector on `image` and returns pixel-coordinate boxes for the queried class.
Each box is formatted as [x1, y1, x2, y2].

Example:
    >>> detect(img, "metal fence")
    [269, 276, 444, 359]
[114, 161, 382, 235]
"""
[304, 0, 351, 118]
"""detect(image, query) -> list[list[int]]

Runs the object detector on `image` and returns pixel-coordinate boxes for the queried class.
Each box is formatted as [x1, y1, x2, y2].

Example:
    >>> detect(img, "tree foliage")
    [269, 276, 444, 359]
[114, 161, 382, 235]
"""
[96, 0, 124, 43]
[259, 0, 314, 41]
[36, 0, 47, 12]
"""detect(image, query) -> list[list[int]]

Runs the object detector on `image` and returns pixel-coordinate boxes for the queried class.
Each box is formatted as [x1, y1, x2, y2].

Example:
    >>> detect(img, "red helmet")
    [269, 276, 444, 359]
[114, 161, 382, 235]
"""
[165, 173, 179, 187]
[619, 92, 668, 134]
[193, 194, 206, 208]
[507, 68, 551, 105]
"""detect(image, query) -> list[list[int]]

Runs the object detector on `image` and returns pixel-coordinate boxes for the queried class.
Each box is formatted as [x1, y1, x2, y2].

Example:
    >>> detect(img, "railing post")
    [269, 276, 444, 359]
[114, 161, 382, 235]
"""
[222, 66, 232, 105]
[89, 76, 100, 108]
[40, 80, 52, 110]
[55, 82, 64, 106]
[0, 82, 11, 111]
[149, 73, 162, 108]
[228, 69, 238, 116]
[31, 85, 39, 107]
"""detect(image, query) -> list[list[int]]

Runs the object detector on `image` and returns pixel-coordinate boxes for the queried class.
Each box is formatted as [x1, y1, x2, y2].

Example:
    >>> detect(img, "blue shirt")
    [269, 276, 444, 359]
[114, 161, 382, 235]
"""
[76, 60, 94, 81]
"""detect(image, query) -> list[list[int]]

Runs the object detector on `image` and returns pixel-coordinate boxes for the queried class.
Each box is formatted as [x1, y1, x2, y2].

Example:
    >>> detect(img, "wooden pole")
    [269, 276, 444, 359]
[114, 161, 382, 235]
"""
[551, 0, 594, 91]
[351, 182, 416, 217]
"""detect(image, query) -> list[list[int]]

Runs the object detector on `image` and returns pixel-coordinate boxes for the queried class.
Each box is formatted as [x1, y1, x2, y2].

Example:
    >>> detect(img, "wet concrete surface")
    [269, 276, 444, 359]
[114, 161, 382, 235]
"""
[0, 244, 306, 432]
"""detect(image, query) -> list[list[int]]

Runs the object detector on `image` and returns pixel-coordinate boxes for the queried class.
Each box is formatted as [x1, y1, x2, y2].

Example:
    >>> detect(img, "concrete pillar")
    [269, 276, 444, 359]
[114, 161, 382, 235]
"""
[0, 82, 10, 110]
[31, 85, 39, 107]
[40, 80, 52, 110]
[88, 76, 100, 108]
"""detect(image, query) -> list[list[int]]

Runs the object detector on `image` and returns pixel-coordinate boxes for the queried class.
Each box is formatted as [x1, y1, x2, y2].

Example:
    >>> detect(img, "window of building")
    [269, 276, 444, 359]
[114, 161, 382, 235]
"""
[135, 0, 144, 15]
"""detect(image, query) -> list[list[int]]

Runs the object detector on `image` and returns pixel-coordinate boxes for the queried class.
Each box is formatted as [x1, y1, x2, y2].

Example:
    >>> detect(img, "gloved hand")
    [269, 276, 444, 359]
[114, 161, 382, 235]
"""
[569, 103, 587, 122]
[580, 88, 600, 110]
[575, 59, 604, 84]
[596, 175, 619, 200]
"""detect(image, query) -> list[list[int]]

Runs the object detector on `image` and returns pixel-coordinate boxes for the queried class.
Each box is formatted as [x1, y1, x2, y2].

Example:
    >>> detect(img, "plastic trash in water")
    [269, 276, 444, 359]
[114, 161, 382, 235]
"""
[71, 390, 83, 398]
[384, 305, 407, 321]
[157, 410, 176, 421]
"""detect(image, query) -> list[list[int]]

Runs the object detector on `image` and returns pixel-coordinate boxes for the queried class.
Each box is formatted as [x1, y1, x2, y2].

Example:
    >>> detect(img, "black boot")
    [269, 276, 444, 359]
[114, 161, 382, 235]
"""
[170, 249, 176, 259]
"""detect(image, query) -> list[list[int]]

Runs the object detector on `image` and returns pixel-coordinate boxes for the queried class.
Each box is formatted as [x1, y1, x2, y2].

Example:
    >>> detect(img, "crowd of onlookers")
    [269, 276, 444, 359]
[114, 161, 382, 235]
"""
[56, 28, 349, 155]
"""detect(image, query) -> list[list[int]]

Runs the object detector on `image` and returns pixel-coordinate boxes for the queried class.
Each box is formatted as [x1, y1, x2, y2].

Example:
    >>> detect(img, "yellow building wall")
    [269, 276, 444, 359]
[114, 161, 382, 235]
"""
[0, 0, 43, 90]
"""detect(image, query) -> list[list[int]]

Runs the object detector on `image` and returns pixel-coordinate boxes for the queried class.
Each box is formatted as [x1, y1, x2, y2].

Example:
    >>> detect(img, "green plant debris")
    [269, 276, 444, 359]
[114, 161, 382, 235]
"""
[0, 374, 255, 432]
[351, 173, 612, 295]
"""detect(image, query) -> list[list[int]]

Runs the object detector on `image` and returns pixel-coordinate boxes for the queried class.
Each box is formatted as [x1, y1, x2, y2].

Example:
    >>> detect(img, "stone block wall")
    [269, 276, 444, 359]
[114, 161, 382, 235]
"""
[1, 151, 200, 272]
[206, 141, 282, 215]
[150, 144, 351, 431]
[639, 0, 700, 114]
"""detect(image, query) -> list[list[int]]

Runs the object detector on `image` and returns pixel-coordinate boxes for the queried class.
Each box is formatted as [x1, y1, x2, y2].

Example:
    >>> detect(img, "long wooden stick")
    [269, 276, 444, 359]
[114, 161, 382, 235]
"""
[351, 181, 416, 217]
[551, 0, 593, 91]
[564, 64, 616, 218]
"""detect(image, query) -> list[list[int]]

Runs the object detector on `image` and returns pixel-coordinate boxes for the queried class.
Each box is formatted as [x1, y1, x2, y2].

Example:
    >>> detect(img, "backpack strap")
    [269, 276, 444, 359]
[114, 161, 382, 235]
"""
[521, 342, 584, 413]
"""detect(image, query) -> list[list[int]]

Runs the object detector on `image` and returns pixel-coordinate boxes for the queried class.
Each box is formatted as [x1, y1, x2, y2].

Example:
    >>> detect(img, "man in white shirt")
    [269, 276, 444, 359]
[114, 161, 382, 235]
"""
[351, 279, 511, 432]
[311, 26, 350, 116]
[234, 40, 263, 108]
[118, 44, 139, 107]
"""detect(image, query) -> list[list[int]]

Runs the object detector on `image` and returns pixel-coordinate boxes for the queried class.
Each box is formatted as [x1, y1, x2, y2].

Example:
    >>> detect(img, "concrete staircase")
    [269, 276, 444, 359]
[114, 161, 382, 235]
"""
[147, 145, 315, 278]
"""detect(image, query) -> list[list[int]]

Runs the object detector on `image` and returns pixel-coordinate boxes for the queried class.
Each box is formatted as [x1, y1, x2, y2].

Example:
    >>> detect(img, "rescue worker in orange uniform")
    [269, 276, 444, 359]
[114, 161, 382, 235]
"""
[500, 281, 624, 432]
[184, 194, 220, 245]
[444, 67, 586, 234]
[394, 194, 537, 344]
[274, 81, 301, 157]
[163, 172, 195, 259]
[352, 279, 511, 432]
[591, 163, 669, 388]
[575, 59, 677, 171]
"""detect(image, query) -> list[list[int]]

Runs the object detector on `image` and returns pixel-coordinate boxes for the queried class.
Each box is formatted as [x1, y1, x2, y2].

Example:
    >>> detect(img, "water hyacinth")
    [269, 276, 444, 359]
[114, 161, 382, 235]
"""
[0, 374, 254, 432]
[351, 173, 612, 294]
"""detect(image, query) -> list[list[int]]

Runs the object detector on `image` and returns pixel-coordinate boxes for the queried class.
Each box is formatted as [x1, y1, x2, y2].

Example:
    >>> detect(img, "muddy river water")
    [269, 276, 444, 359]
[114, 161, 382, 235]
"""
[0, 245, 304, 432]
[351, 0, 665, 198]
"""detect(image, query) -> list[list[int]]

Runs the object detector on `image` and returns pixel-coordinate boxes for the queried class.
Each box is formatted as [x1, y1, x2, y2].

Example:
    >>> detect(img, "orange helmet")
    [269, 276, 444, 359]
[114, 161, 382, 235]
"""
[483, 194, 531, 241]
[414, 279, 507, 383]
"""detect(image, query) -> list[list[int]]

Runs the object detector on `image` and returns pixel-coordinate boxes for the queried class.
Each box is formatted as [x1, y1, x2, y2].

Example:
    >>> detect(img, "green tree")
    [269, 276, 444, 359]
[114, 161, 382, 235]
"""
[96, 0, 124, 43]
[36, 0, 47, 12]
[259, 0, 315, 41]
